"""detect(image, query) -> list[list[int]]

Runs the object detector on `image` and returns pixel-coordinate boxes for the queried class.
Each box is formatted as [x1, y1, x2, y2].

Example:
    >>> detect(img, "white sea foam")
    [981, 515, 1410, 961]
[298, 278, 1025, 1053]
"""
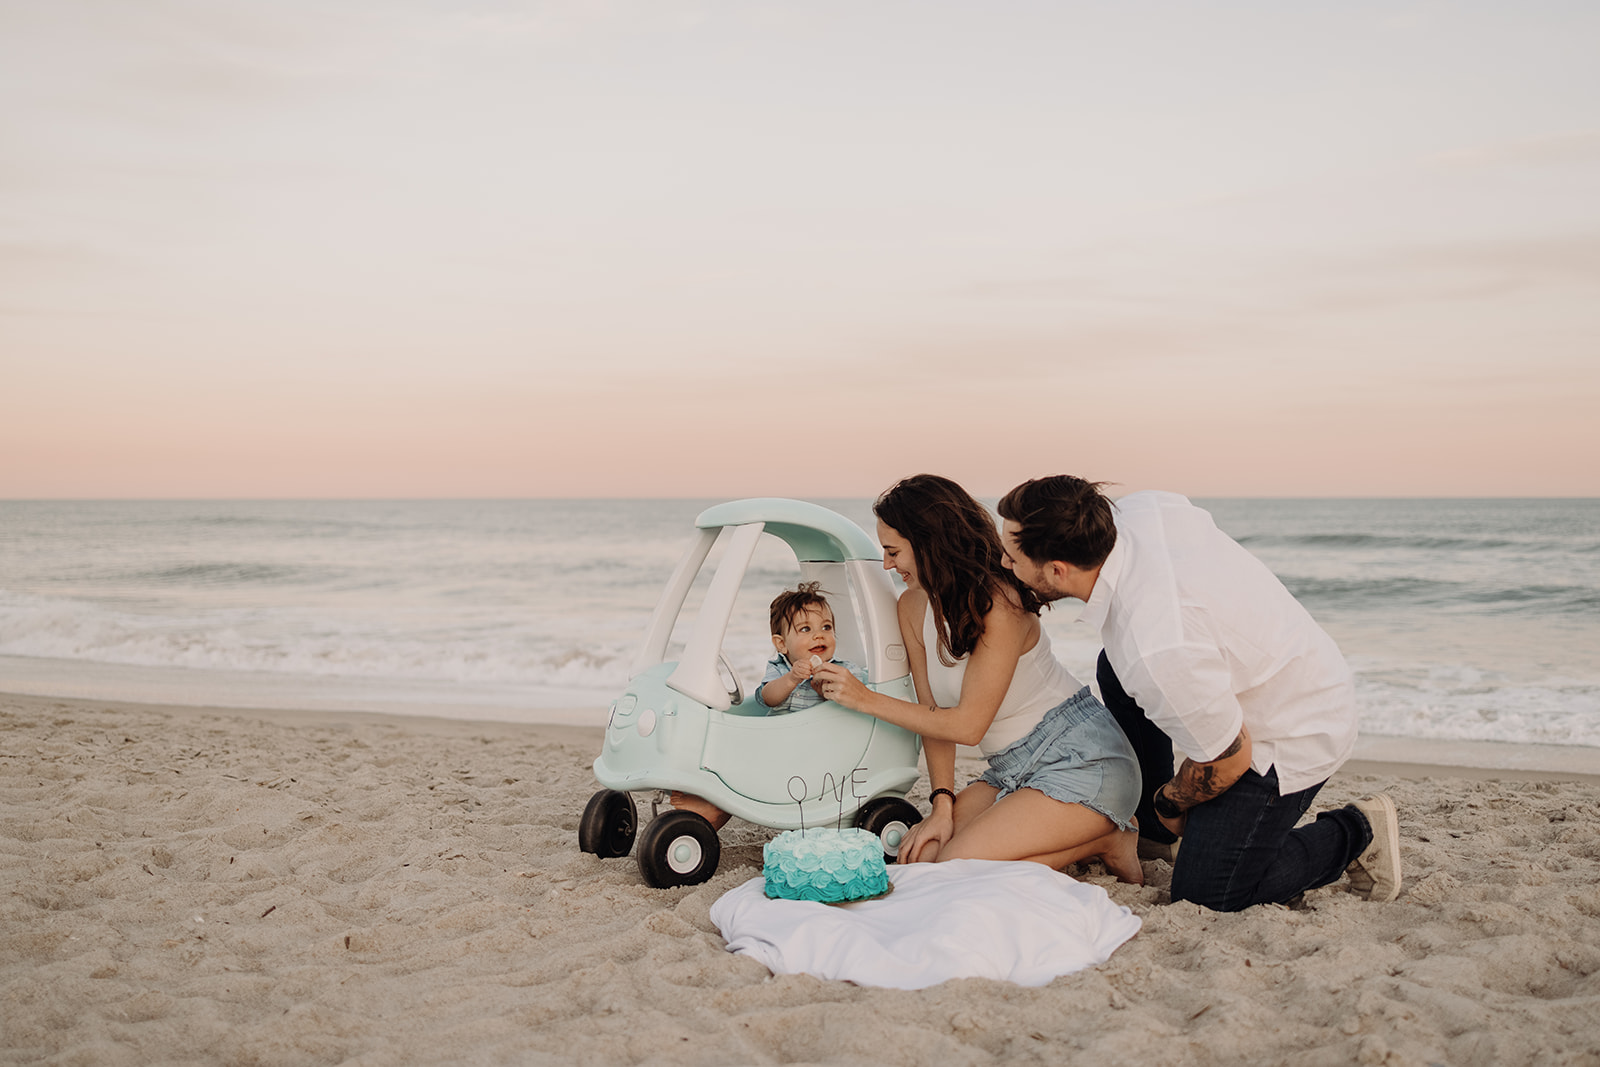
[0, 589, 635, 689]
[1353, 665, 1600, 748]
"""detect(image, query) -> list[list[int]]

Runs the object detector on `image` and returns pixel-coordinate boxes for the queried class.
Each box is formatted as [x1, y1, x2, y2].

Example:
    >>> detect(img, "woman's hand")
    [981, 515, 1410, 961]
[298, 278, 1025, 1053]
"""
[897, 807, 953, 864]
[812, 662, 870, 710]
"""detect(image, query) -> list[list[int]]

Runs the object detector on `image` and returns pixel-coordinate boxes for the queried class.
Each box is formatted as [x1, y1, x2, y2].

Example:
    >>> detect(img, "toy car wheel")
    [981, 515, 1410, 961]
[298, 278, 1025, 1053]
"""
[578, 789, 637, 858]
[855, 797, 923, 863]
[637, 811, 721, 888]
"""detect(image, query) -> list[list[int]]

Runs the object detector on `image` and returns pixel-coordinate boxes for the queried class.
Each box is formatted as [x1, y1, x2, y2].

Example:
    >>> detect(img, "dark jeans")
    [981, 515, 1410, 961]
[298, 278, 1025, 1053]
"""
[1097, 652, 1372, 912]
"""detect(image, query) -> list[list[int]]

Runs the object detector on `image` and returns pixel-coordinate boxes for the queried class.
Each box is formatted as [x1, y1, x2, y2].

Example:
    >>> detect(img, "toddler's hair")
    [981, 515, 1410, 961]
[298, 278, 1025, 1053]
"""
[769, 581, 832, 636]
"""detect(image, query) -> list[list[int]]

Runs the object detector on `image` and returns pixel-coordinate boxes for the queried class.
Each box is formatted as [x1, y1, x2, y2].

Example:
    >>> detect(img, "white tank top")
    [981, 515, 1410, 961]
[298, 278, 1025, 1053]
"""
[922, 603, 1084, 756]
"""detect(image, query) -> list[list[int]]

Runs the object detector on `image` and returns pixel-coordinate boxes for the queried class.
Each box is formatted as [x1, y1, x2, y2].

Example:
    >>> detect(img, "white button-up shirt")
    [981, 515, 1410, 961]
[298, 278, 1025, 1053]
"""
[1077, 491, 1357, 794]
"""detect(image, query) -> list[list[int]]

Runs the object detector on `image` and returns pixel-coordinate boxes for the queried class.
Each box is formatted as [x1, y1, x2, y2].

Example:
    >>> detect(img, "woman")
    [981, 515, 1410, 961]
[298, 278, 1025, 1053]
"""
[813, 474, 1143, 882]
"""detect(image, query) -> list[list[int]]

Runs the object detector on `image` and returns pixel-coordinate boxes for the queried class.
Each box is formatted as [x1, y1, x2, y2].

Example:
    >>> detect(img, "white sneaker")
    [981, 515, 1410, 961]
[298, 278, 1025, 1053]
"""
[1346, 794, 1401, 902]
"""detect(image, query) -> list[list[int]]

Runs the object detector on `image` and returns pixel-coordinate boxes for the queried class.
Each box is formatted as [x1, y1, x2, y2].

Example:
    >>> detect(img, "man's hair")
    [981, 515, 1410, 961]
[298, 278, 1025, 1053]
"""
[996, 476, 1119, 569]
[874, 473, 1041, 664]
[770, 581, 832, 636]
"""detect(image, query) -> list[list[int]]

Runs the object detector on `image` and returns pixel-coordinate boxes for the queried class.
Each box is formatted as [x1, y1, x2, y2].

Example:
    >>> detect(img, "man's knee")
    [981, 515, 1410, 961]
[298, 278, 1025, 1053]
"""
[1169, 880, 1256, 913]
[1169, 860, 1270, 912]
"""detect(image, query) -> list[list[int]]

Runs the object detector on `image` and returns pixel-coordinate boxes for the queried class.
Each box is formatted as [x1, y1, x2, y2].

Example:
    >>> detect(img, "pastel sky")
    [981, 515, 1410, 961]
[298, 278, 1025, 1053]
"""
[4, 1, 1598, 499]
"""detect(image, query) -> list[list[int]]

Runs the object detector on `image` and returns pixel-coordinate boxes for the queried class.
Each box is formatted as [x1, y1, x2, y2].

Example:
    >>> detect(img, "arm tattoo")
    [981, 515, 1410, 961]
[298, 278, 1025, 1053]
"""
[1164, 730, 1249, 808]
[1165, 761, 1218, 808]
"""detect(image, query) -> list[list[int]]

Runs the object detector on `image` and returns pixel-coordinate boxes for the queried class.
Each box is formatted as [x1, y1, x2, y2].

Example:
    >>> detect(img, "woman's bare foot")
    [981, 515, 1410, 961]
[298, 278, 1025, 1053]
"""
[1099, 827, 1145, 885]
[668, 791, 732, 831]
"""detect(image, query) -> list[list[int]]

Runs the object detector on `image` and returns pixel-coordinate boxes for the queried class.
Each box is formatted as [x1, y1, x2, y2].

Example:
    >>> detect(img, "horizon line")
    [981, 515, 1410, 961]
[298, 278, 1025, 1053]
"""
[5, 494, 1598, 504]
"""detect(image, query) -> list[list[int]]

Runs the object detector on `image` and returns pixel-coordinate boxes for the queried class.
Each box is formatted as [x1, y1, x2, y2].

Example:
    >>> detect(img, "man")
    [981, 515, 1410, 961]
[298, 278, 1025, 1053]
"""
[996, 476, 1401, 911]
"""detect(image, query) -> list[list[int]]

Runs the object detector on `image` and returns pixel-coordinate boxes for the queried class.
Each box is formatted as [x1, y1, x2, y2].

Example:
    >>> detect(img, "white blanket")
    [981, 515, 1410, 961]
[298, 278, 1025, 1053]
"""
[708, 858, 1141, 990]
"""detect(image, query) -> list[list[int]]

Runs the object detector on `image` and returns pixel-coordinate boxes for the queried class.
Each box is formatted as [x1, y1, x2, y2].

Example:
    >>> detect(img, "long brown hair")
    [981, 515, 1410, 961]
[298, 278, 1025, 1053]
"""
[874, 474, 1041, 664]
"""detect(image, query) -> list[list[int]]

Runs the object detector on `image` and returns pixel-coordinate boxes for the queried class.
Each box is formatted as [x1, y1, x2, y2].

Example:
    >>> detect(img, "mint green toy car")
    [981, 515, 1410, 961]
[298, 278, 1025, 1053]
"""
[579, 498, 924, 888]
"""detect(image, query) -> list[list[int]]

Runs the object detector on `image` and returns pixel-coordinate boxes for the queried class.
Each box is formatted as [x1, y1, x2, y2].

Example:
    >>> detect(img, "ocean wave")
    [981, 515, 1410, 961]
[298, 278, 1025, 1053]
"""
[1238, 533, 1536, 552]
[1457, 585, 1600, 611]
[1354, 670, 1600, 748]
[4, 498, 1598, 742]
[0, 589, 643, 690]
[1282, 576, 1446, 603]
[1283, 575, 1600, 614]
[126, 562, 317, 587]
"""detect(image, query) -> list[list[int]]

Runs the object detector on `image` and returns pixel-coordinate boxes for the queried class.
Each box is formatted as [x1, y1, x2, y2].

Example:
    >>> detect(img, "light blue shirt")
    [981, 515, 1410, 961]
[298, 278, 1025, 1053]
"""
[756, 654, 868, 714]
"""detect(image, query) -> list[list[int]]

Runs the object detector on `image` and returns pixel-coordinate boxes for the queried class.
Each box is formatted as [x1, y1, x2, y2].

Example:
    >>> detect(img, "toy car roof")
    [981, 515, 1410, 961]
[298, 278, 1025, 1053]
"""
[694, 498, 880, 563]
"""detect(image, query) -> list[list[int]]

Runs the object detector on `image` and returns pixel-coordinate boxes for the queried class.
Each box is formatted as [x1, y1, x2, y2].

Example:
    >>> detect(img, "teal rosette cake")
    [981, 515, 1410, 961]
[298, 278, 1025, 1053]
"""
[763, 828, 890, 903]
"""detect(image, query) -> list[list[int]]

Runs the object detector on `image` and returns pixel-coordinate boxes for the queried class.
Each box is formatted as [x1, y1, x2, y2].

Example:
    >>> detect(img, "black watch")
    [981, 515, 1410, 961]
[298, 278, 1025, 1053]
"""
[1151, 787, 1183, 821]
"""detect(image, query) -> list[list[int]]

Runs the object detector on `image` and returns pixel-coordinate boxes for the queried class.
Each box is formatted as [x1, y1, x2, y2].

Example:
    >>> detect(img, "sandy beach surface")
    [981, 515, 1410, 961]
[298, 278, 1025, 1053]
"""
[4, 692, 1599, 1067]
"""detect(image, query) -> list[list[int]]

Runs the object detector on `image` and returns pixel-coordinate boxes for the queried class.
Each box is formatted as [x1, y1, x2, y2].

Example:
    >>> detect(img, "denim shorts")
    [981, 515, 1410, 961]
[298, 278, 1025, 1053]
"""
[976, 687, 1142, 831]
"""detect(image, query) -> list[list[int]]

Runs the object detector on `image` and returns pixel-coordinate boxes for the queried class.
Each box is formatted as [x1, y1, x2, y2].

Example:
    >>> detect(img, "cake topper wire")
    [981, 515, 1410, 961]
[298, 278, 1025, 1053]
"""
[787, 775, 808, 834]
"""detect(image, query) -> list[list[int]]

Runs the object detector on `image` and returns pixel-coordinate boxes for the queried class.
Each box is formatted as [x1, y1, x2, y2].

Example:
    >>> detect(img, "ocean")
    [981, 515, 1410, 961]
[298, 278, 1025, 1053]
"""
[1, 498, 1597, 751]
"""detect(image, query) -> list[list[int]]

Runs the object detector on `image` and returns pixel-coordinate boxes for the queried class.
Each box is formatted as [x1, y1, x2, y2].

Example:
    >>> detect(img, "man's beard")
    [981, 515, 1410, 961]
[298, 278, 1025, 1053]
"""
[1026, 576, 1066, 603]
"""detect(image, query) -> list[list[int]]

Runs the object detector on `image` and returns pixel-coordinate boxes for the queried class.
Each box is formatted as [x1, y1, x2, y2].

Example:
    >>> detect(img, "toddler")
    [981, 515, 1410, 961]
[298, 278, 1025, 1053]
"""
[756, 581, 868, 712]
[670, 581, 868, 828]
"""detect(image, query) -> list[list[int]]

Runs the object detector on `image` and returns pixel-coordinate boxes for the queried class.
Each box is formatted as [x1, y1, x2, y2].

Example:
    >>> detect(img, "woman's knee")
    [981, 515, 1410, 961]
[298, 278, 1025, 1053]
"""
[942, 792, 1114, 863]
[951, 782, 999, 832]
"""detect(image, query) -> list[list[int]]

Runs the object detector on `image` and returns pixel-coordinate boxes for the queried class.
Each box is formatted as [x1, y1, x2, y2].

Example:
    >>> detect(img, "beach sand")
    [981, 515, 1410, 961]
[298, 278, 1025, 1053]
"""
[3, 691, 1598, 1067]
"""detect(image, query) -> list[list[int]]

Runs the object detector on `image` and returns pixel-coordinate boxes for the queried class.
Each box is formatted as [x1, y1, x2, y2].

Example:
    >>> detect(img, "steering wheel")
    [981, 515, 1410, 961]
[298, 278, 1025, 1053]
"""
[716, 651, 745, 707]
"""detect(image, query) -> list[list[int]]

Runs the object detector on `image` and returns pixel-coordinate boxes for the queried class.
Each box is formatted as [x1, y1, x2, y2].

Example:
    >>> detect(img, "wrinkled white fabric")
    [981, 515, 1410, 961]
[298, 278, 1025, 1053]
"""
[709, 858, 1141, 990]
